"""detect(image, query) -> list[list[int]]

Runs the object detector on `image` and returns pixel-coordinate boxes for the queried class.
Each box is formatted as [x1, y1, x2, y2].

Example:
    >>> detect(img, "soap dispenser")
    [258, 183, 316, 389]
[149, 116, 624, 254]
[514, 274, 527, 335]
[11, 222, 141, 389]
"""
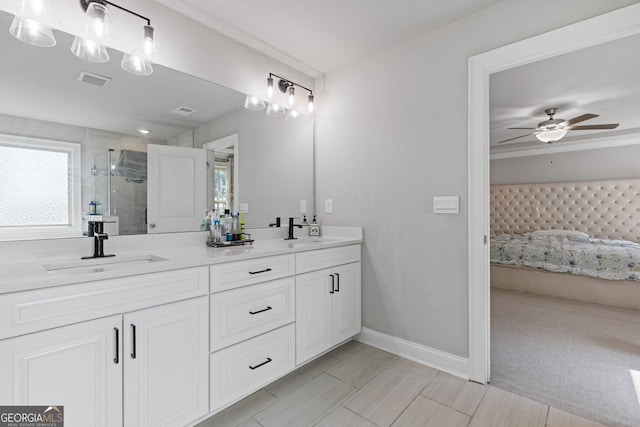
[309, 215, 320, 236]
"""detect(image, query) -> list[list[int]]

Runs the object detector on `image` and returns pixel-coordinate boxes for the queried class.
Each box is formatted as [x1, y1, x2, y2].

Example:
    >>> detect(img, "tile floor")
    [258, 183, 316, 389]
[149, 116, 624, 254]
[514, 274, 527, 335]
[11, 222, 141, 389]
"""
[196, 340, 607, 427]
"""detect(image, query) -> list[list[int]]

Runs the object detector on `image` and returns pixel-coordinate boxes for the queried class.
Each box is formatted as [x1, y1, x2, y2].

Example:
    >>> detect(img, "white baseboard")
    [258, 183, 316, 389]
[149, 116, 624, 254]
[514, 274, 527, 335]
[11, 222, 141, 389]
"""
[355, 327, 469, 380]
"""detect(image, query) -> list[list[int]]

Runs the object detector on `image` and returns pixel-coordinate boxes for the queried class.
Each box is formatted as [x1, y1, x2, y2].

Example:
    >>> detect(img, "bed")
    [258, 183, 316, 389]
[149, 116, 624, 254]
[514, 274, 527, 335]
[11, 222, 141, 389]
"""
[490, 179, 640, 310]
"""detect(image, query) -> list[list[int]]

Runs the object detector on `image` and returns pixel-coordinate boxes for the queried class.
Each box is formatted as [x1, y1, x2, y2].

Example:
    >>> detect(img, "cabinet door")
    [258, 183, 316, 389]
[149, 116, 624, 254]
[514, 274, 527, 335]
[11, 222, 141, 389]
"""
[123, 297, 209, 427]
[295, 269, 333, 365]
[0, 316, 122, 427]
[333, 262, 362, 343]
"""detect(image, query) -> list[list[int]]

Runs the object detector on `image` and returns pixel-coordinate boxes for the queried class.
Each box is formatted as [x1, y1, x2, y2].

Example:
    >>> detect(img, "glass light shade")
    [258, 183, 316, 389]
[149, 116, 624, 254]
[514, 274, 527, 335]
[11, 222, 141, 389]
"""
[287, 110, 299, 119]
[266, 77, 274, 98]
[307, 94, 315, 113]
[10, 0, 56, 47]
[266, 103, 286, 117]
[287, 86, 295, 106]
[71, 35, 109, 62]
[244, 95, 266, 111]
[9, 15, 56, 47]
[535, 128, 568, 143]
[83, 2, 111, 41]
[121, 51, 153, 76]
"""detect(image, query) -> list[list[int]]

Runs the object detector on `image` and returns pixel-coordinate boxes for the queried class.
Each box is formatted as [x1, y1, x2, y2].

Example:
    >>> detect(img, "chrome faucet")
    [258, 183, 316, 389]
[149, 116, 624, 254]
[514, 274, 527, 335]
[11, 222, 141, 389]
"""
[83, 221, 115, 259]
[285, 217, 303, 240]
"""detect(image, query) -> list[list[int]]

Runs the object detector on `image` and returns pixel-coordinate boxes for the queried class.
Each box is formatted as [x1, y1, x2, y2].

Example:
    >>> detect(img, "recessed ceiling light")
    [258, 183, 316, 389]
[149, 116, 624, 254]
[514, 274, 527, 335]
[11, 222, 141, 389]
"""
[137, 128, 150, 134]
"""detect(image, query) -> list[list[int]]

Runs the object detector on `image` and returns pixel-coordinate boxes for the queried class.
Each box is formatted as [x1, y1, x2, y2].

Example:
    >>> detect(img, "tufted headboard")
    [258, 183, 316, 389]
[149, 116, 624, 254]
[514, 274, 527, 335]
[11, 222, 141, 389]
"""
[490, 179, 640, 243]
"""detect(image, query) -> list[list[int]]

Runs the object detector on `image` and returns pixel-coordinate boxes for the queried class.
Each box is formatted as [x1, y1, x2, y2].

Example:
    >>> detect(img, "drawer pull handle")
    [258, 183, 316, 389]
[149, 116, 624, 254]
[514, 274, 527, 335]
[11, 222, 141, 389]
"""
[114, 327, 120, 364]
[249, 357, 272, 370]
[249, 268, 272, 275]
[335, 273, 340, 292]
[249, 306, 273, 315]
[329, 274, 335, 294]
[131, 323, 137, 359]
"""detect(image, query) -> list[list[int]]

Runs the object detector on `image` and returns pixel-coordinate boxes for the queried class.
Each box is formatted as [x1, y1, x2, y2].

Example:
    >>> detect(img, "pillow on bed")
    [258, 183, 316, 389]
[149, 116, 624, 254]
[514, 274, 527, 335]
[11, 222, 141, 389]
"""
[529, 229, 590, 242]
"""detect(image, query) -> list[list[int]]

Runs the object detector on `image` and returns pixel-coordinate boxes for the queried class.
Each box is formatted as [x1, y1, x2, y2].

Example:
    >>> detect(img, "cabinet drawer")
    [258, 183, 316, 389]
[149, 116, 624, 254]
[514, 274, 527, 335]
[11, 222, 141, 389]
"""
[210, 277, 295, 351]
[210, 324, 295, 411]
[0, 266, 209, 340]
[296, 245, 361, 274]
[210, 254, 295, 293]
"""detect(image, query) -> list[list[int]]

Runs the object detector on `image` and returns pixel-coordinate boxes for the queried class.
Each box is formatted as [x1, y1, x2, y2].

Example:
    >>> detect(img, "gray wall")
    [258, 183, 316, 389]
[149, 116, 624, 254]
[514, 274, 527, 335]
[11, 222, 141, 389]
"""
[314, 0, 639, 357]
[491, 144, 640, 184]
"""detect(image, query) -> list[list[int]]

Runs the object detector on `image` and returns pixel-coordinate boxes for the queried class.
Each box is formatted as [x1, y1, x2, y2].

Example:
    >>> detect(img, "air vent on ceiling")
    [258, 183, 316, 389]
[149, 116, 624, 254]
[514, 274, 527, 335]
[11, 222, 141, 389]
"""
[172, 106, 196, 116]
[77, 71, 112, 87]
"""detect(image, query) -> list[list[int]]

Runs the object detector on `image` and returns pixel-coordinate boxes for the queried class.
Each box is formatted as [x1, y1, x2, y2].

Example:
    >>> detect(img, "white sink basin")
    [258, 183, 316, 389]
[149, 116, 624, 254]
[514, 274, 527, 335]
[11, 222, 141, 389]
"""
[44, 254, 167, 276]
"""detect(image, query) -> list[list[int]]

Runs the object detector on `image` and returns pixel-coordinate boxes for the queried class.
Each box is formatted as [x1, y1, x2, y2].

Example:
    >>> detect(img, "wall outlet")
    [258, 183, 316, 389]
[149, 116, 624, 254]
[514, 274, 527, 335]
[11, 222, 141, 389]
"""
[325, 199, 333, 214]
[300, 200, 307, 213]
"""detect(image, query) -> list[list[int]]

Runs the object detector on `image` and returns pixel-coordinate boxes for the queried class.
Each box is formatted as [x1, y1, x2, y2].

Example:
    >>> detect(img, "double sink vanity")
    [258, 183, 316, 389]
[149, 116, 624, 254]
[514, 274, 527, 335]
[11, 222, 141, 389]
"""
[0, 227, 362, 427]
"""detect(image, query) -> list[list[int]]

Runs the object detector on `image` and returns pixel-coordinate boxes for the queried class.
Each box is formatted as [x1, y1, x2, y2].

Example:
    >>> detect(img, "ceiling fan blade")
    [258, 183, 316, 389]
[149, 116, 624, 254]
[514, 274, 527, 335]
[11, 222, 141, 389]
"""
[507, 127, 536, 130]
[569, 124, 620, 130]
[565, 113, 598, 126]
[497, 133, 534, 144]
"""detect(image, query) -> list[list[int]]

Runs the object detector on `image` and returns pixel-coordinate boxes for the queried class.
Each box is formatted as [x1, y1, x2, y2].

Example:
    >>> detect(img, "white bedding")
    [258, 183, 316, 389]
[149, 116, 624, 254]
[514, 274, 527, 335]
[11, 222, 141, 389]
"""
[490, 233, 640, 282]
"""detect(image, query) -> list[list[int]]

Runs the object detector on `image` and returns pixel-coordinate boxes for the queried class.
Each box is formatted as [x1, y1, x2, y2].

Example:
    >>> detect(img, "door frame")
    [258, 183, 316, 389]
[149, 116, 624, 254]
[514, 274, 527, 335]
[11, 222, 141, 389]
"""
[204, 134, 240, 214]
[467, 4, 640, 384]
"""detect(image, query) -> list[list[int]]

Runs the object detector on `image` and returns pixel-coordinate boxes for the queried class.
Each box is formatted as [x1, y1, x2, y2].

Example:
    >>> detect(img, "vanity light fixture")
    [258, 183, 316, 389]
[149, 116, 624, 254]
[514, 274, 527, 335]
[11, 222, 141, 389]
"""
[71, 1, 159, 75]
[9, 0, 57, 47]
[268, 73, 315, 113]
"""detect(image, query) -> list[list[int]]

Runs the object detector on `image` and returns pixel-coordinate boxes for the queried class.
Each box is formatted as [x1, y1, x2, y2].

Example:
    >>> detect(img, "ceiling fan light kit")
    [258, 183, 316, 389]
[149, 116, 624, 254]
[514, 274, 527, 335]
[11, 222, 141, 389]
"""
[498, 107, 620, 144]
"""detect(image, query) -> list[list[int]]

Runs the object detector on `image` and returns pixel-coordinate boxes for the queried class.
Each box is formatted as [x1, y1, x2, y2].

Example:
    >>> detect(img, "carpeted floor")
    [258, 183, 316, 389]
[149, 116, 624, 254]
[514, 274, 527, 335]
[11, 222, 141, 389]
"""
[491, 288, 640, 427]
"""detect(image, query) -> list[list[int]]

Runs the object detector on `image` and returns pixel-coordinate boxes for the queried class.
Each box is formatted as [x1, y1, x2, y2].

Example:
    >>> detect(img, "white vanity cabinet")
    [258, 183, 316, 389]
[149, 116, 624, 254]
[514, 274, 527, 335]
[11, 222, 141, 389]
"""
[0, 267, 209, 427]
[295, 245, 362, 365]
[208, 255, 296, 412]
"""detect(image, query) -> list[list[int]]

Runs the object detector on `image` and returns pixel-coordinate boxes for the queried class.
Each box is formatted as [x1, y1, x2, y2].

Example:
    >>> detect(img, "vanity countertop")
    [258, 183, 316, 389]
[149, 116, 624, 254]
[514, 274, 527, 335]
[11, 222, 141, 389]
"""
[0, 234, 363, 294]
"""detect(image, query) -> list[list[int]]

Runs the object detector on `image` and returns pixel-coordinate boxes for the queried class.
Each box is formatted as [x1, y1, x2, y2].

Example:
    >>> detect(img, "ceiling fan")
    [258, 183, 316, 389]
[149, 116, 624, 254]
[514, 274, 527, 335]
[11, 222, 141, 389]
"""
[497, 107, 619, 144]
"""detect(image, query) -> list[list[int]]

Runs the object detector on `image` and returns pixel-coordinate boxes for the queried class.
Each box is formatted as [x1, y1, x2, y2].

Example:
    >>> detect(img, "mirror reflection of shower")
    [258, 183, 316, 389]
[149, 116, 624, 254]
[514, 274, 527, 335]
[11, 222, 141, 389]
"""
[89, 148, 148, 236]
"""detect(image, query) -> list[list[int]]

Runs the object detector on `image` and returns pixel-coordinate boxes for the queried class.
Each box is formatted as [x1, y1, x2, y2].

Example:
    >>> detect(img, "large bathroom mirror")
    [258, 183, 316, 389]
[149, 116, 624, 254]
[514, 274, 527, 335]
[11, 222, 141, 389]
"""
[0, 10, 314, 241]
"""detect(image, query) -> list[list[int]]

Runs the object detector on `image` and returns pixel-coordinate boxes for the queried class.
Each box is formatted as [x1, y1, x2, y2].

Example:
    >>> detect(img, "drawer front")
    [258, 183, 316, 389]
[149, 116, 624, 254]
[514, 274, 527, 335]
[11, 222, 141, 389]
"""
[210, 324, 295, 411]
[210, 254, 295, 293]
[296, 245, 361, 274]
[0, 266, 209, 340]
[210, 277, 295, 352]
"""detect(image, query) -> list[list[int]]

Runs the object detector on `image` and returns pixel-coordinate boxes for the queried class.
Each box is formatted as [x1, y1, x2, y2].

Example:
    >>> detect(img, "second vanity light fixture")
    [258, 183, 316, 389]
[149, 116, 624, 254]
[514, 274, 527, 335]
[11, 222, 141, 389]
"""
[244, 73, 314, 119]
[7, 0, 160, 76]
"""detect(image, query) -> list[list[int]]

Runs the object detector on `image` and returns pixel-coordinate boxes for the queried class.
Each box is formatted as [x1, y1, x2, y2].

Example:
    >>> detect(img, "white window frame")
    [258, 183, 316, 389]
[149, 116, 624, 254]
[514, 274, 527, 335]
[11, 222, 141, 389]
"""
[0, 134, 82, 240]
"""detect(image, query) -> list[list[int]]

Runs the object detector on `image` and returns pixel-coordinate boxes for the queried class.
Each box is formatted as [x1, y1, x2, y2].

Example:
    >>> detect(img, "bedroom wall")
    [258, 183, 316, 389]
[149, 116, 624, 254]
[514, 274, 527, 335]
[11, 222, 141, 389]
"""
[491, 143, 640, 184]
[314, 0, 639, 358]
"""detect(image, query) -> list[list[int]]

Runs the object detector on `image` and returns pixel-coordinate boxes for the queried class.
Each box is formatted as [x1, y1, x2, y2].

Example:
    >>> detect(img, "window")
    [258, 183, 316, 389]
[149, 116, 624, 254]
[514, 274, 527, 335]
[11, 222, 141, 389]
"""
[0, 134, 82, 240]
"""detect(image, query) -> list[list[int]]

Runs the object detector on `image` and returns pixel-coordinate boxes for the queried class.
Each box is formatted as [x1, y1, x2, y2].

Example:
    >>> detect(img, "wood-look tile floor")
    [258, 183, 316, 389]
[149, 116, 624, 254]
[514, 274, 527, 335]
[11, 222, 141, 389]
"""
[196, 340, 608, 427]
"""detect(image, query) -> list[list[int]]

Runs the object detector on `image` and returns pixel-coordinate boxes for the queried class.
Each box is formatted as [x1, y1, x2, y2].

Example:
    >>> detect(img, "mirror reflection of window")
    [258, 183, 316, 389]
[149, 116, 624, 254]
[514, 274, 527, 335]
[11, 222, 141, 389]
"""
[0, 135, 81, 240]
[213, 158, 229, 212]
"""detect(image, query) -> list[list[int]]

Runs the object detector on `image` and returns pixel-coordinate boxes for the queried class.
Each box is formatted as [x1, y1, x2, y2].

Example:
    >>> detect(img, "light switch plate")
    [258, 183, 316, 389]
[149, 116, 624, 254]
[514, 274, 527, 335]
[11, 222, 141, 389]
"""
[300, 200, 307, 213]
[325, 199, 333, 214]
[433, 196, 459, 214]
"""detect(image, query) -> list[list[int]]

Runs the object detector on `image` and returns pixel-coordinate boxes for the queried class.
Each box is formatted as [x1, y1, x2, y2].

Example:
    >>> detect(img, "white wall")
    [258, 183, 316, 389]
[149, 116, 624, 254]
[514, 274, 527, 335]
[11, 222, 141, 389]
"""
[491, 144, 640, 184]
[315, 0, 639, 357]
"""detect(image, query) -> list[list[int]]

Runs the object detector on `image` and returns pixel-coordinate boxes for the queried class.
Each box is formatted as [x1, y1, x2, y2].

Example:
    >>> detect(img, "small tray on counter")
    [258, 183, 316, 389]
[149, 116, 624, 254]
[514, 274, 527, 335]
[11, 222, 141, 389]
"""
[206, 238, 254, 248]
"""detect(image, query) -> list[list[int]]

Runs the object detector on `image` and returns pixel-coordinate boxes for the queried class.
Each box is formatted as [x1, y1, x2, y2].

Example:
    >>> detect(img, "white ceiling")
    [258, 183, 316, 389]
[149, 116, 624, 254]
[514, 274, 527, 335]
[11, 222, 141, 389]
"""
[490, 33, 640, 151]
[156, 0, 503, 77]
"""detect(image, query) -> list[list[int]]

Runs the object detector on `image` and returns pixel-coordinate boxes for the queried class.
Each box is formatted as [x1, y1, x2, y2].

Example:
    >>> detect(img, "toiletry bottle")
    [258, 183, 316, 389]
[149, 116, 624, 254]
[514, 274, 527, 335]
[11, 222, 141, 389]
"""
[95, 201, 102, 215]
[225, 211, 233, 241]
[89, 201, 96, 215]
[232, 213, 240, 240]
[302, 215, 308, 226]
[309, 215, 320, 236]
[240, 212, 246, 240]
